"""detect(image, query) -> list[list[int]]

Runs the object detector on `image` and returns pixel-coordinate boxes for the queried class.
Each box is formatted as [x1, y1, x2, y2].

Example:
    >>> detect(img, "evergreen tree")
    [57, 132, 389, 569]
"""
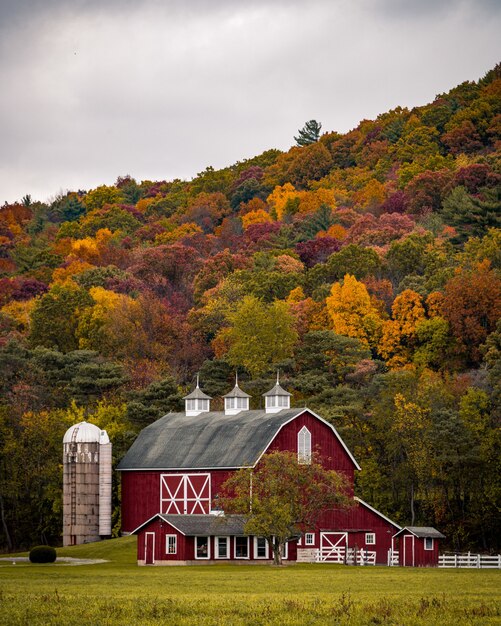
[294, 120, 322, 146]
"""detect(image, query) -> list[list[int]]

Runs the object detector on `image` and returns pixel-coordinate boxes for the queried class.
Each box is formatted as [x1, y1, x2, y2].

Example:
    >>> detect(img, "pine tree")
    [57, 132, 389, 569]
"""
[294, 120, 322, 146]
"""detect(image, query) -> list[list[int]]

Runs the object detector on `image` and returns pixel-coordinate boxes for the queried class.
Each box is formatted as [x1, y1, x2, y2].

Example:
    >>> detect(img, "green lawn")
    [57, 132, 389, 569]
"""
[0, 537, 500, 625]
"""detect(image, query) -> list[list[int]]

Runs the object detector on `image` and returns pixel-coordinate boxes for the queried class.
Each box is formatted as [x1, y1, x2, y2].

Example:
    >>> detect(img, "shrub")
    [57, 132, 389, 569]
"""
[29, 545, 57, 564]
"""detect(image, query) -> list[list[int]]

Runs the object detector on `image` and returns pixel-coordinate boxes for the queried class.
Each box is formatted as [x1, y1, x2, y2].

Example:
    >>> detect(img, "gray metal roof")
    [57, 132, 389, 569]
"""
[223, 384, 251, 399]
[394, 526, 445, 539]
[133, 514, 248, 536]
[183, 386, 212, 400]
[262, 382, 291, 397]
[117, 409, 307, 470]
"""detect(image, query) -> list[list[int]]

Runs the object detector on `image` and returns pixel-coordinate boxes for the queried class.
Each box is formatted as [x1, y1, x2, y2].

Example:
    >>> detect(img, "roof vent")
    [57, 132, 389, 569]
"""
[262, 372, 291, 414]
[222, 373, 251, 415]
[183, 376, 212, 416]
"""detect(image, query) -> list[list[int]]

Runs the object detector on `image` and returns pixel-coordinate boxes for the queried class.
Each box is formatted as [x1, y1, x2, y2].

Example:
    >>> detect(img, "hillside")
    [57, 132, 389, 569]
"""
[0, 64, 500, 553]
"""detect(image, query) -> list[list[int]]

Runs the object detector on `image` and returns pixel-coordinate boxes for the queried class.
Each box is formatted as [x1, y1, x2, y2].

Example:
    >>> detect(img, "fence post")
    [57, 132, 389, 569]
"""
[477, 554, 480, 569]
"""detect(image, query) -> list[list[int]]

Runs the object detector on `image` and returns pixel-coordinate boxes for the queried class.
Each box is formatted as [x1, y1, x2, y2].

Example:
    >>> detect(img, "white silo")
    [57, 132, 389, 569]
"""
[63, 421, 112, 546]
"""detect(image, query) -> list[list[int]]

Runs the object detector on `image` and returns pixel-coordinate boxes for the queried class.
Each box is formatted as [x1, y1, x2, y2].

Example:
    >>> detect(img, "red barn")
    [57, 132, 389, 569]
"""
[118, 379, 402, 565]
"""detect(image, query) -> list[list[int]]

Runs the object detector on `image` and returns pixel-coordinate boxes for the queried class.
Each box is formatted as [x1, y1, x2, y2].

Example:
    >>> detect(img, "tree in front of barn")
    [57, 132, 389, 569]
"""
[218, 451, 352, 565]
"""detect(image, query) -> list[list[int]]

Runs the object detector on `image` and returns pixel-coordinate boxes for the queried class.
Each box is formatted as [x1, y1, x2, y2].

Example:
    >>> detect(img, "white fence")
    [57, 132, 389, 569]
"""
[316, 547, 376, 565]
[387, 548, 399, 567]
[439, 553, 501, 569]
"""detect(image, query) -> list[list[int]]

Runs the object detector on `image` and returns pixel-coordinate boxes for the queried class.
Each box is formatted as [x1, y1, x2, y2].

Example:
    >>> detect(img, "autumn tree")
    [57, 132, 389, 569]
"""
[213, 295, 298, 377]
[326, 274, 384, 349]
[441, 261, 501, 365]
[219, 451, 351, 565]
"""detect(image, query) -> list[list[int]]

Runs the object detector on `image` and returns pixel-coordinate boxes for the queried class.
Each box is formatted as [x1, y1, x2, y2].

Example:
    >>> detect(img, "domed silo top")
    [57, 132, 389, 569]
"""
[63, 421, 110, 445]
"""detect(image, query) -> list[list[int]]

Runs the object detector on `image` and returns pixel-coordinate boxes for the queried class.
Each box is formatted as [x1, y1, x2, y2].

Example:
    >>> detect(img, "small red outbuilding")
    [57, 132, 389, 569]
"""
[392, 527, 445, 567]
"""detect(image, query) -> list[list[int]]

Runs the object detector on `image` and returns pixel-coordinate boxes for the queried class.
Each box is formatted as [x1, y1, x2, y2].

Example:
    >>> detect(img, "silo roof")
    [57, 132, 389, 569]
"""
[63, 421, 110, 444]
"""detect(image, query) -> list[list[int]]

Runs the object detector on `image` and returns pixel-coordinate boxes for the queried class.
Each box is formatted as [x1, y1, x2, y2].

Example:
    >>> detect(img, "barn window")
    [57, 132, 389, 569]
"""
[254, 537, 268, 559]
[424, 537, 434, 551]
[215, 536, 229, 559]
[235, 536, 249, 559]
[365, 533, 376, 545]
[195, 536, 210, 559]
[166, 535, 177, 554]
[298, 426, 311, 464]
[305, 533, 315, 546]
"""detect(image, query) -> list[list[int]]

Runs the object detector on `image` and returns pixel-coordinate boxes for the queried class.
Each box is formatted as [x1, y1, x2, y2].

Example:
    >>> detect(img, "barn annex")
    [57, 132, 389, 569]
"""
[117, 377, 428, 566]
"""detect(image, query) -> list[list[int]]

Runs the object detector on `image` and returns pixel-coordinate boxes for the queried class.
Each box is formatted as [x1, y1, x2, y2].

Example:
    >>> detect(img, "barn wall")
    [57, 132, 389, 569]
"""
[267, 411, 356, 489]
[122, 469, 233, 533]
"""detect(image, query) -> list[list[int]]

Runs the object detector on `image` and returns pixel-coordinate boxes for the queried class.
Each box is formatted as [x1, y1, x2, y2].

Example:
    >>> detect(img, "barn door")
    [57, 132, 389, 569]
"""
[145, 532, 155, 565]
[319, 532, 348, 562]
[160, 474, 211, 514]
[403, 534, 414, 567]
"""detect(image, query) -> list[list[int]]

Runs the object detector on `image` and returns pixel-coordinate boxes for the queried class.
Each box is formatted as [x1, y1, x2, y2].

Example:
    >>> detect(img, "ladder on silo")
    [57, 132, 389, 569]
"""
[69, 424, 80, 532]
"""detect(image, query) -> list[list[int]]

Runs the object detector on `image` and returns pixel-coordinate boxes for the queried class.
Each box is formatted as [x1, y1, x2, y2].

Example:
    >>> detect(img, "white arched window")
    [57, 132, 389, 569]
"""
[297, 426, 311, 464]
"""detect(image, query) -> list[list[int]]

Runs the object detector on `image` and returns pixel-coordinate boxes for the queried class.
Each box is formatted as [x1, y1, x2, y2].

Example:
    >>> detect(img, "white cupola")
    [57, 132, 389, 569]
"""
[222, 373, 251, 415]
[262, 372, 291, 413]
[183, 376, 212, 416]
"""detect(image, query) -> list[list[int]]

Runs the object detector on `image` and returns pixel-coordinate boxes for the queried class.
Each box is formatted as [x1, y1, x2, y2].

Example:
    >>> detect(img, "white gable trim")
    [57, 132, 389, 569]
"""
[254, 409, 361, 471]
[130, 513, 188, 536]
[354, 496, 401, 530]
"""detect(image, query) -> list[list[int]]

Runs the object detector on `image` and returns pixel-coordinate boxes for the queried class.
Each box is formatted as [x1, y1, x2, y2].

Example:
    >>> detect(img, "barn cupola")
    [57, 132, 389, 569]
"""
[223, 373, 251, 415]
[262, 372, 291, 413]
[183, 376, 212, 416]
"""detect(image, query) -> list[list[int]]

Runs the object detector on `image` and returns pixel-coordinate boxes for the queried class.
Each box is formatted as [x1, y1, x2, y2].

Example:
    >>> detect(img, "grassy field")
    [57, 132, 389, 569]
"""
[1, 537, 500, 625]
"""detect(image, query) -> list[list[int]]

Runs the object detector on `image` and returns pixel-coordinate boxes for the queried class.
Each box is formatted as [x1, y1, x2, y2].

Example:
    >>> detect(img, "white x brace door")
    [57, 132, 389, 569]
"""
[160, 473, 211, 514]
[319, 532, 348, 562]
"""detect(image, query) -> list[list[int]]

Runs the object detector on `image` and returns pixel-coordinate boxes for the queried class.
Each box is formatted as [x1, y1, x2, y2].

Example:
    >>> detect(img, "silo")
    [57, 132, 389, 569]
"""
[63, 421, 113, 546]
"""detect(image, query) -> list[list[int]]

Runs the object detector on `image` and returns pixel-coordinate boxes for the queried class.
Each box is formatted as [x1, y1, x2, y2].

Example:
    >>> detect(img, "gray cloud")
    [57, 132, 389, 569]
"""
[0, 0, 499, 203]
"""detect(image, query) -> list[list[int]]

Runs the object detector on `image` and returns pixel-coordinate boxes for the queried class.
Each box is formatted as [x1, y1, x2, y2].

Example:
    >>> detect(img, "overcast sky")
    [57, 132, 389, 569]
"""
[0, 0, 499, 205]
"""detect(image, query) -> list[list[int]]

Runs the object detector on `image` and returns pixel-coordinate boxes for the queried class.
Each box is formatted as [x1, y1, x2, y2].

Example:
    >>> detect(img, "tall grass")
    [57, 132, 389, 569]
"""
[1, 537, 499, 625]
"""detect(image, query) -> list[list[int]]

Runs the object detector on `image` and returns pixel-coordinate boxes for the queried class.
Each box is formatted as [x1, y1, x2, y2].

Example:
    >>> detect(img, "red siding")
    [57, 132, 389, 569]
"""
[121, 469, 233, 533]
[395, 534, 440, 567]
[136, 517, 297, 564]
[267, 411, 356, 490]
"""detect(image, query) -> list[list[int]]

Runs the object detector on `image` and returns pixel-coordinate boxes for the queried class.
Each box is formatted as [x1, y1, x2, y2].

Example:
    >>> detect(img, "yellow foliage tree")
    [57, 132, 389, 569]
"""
[70, 228, 114, 264]
[241, 209, 273, 230]
[266, 183, 299, 220]
[297, 188, 336, 215]
[1, 299, 36, 332]
[326, 274, 384, 348]
[154, 222, 202, 244]
[51, 260, 94, 286]
[318, 223, 347, 240]
[379, 290, 426, 367]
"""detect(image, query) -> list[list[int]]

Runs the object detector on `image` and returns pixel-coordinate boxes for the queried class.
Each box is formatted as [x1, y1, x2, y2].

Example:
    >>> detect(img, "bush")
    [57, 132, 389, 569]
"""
[29, 545, 57, 563]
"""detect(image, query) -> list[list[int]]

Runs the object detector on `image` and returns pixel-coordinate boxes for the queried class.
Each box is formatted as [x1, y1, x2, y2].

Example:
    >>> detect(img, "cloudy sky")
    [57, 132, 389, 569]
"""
[0, 0, 499, 205]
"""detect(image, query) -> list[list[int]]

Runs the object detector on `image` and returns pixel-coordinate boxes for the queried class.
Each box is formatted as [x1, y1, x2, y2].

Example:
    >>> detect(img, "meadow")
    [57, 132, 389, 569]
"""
[0, 537, 500, 625]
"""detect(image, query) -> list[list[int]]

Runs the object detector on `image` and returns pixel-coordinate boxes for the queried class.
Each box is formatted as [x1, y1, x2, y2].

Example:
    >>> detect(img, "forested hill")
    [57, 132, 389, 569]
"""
[1, 65, 500, 552]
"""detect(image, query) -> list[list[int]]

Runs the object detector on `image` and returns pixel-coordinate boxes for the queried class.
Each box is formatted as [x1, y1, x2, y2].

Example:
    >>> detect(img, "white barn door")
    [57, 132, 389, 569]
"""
[319, 532, 348, 562]
[160, 473, 211, 514]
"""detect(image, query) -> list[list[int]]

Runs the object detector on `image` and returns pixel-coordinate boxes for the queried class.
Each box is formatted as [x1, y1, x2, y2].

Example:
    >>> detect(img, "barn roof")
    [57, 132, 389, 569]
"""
[393, 526, 445, 539]
[117, 408, 360, 471]
[132, 514, 247, 536]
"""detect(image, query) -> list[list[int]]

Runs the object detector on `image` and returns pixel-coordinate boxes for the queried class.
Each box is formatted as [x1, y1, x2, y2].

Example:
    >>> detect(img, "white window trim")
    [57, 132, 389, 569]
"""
[424, 537, 434, 551]
[144, 531, 155, 563]
[365, 533, 376, 545]
[298, 426, 312, 464]
[254, 537, 269, 559]
[215, 536, 230, 559]
[281, 539, 288, 560]
[234, 536, 250, 559]
[165, 534, 177, 555]
[305, 532, 315, 546]
[194, 536, 210, 560]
